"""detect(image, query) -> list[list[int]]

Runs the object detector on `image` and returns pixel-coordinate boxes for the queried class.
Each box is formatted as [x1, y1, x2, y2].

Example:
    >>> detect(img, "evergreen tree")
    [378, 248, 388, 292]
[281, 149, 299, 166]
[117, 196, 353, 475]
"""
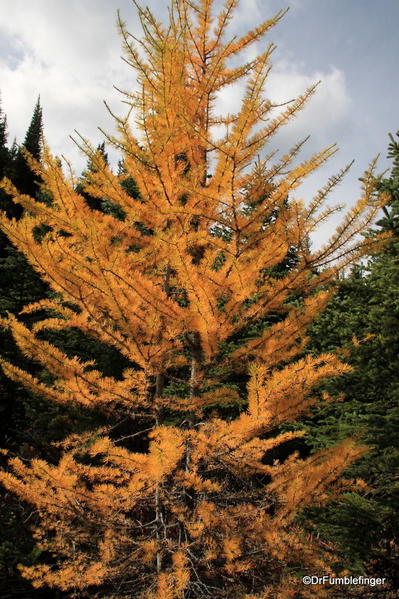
[13, 97, 43, 209]
[304, 132, 399, 592]
[22, 97, 43, 162]
[0, 94, 49, 450]
[375, 130, 399, 233]
[0, 2, 386, 598]
[117, 157, 141, 201]
[0, 95, 14, 225]
[76, 142, 111, 212]
[0, 98, 9, 180]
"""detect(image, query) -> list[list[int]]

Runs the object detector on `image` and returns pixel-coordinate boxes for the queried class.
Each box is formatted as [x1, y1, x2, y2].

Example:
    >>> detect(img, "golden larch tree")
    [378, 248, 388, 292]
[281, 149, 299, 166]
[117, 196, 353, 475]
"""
[0, 1, 386, 597]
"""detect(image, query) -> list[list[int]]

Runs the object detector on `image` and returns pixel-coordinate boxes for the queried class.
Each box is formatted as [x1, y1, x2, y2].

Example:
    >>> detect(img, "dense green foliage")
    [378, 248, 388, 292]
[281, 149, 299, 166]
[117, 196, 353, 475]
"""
[302, 133, 399, 590]
[13, 97, 43, 205]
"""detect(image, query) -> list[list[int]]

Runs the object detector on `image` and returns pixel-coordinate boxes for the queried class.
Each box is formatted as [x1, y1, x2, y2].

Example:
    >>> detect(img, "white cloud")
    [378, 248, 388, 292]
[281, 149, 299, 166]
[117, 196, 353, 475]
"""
[267, 61, 351, 143]
[231, 0, 263, 27]
[211, 57, 351, 176]
[1, 0, 350, 156]
[1, 0, 141, 171]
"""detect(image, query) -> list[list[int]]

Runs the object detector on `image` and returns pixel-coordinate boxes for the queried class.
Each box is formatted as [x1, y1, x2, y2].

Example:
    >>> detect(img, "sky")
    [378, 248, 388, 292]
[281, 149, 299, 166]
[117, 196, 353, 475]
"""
[0, 0, 398, 244]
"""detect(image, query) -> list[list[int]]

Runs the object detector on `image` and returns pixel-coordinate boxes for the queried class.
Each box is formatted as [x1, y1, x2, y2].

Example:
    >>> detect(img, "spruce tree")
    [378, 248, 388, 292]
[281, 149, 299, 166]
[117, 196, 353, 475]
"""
[13, 97, 43, 207]
[76, 142, 111, 212]
[0, 98, 9, 179]
[0, 95, 14, 225]
[304, 132, 399, 590]
[375, 131, 399, 233]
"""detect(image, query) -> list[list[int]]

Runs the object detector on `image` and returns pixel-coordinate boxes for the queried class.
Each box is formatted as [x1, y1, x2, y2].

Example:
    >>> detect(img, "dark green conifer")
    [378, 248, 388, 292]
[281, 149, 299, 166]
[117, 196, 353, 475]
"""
[375, 131, 399, 233]
[0, 96, 14, 222]
[76, 141, 111, 211]
[13, 96, 43, 206]
[117, 157, 141, 200]
[304, 132, 399, 589]
[0, 98, 9, 179]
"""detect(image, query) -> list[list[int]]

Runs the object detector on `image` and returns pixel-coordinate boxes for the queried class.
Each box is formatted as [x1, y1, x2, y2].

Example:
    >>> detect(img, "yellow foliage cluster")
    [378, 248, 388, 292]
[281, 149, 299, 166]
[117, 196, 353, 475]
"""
[0, 0, 387, 598]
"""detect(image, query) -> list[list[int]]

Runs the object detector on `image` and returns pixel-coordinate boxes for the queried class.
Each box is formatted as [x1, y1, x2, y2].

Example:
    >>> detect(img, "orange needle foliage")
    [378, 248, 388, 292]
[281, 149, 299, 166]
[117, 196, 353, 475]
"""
[0, 1, 387, 597]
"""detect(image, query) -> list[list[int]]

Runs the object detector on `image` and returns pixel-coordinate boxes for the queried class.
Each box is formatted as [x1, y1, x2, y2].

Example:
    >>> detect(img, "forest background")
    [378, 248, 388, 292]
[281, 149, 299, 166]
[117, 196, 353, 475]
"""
[0, 0, 398, 598]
